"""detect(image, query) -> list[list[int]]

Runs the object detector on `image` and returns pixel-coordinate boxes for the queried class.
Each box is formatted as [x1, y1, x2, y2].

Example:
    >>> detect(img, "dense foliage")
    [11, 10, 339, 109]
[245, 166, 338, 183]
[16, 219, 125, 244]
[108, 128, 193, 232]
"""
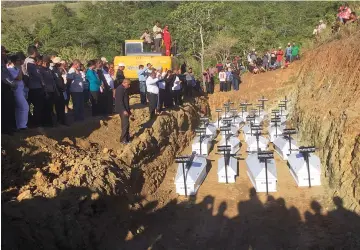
[2, 1, 341, 64]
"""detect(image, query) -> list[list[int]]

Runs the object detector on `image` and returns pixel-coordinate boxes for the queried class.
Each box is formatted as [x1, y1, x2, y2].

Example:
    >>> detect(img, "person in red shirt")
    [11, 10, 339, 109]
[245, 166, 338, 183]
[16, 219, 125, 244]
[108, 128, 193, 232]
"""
[163, 25, 171, 56]
[276, 47, 284, 68]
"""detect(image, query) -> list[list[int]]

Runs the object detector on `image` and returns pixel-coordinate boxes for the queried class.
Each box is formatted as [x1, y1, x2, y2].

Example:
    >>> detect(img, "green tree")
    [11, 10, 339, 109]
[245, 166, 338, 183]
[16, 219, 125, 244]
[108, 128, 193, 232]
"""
[1, 23, 33, 53]
[58, 46, 99, 64]
[170, 2, 224, 78]
[205, 32, 238, 65]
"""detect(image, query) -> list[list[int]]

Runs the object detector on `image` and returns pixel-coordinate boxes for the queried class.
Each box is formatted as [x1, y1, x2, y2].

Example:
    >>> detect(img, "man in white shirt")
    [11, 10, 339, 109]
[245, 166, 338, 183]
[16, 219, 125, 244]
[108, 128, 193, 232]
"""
[318, 20, 326, 32]
[172, 70, 182, 105]
[156, 68, 167, 111]
[218, 69, 226, 92]
[146, 70, 159, 119]
[153, 21, 163, 53]
[67, 59, 85, 121]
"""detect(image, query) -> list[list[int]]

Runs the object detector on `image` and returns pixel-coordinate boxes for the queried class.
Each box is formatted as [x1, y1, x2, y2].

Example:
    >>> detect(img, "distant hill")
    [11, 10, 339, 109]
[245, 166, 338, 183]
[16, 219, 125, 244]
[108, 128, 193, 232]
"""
[1, 1, 77, 8]
[1, 2, 82, 30]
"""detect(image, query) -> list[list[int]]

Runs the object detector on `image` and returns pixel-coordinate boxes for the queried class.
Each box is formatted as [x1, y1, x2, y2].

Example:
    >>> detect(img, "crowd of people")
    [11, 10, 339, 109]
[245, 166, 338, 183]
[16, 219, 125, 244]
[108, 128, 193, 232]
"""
[1, 44, 124, 135]
[1, 43, 204, 144]
[209, 42, 301, 80]
[245, 43, 300, 74]
[317, 3, 358, 35]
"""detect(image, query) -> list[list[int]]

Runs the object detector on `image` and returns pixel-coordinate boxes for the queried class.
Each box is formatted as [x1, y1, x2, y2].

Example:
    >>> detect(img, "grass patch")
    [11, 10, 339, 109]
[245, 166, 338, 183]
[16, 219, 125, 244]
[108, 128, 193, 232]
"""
[1, 2, 82, 30]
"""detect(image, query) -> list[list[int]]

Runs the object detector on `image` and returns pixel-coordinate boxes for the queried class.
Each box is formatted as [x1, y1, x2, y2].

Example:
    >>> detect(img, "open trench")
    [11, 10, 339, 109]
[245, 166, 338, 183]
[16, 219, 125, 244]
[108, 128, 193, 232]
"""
[119, 86, 360, 249]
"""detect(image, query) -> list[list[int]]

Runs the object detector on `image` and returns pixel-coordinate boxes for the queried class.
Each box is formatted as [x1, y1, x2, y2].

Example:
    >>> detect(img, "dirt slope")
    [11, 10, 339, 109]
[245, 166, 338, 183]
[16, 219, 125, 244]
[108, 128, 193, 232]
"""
[291, 32, 360, 211]
[1, 96, 208, 249]
[206, 32, 360, 212]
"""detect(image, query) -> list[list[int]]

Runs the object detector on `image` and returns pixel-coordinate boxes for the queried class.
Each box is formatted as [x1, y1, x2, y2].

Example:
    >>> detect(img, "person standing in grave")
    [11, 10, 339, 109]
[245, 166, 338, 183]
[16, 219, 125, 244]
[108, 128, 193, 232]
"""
[115, 78, 132, 144]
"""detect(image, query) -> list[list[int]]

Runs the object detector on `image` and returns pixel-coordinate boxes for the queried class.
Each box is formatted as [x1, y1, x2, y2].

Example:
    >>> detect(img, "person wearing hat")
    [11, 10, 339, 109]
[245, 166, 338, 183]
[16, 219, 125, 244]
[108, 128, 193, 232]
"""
[101, 57, 108, 64]
[115, 78, 132, 144]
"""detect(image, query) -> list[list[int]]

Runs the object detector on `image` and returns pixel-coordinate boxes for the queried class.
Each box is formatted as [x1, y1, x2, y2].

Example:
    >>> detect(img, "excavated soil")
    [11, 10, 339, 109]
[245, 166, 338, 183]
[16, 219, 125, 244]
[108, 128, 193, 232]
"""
[2, 33, 360, 249]
[1, 95, 209, 249]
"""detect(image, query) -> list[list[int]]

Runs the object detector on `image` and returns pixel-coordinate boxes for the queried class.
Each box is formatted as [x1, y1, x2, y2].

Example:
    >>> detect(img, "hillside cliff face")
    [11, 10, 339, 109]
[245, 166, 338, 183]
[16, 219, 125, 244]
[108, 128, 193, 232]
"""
[291, 32, 360, 211]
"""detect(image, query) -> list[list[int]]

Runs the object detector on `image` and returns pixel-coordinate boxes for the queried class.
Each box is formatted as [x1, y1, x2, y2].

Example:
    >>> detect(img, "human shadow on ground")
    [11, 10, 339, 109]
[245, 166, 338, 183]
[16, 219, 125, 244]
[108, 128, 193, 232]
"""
[2, 186, 360, 250]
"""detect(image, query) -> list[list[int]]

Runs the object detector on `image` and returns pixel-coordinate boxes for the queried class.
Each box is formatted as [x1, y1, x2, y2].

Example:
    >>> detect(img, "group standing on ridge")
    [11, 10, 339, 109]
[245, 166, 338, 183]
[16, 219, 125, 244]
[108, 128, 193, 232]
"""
[140, 21, 175, 56]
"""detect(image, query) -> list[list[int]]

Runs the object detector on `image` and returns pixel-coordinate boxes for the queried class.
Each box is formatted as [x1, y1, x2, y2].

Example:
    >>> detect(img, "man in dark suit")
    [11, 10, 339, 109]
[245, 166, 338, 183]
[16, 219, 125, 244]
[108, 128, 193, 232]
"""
[115, 78, 131, 144]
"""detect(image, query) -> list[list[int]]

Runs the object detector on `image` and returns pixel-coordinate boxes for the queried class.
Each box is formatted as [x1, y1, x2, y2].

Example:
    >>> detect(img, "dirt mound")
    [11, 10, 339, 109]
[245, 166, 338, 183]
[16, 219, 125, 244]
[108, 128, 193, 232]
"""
[1, 134, 133, 249]
[291, 32, 360, 211]
[1, 95, 208, 249]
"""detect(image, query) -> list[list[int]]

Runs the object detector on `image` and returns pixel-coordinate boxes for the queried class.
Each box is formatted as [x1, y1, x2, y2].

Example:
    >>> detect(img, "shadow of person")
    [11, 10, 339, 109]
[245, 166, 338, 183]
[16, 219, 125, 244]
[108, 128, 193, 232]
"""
[189, 195, 216, 248]
[2, 186, 140, 250]
[204, 201, 231, 250]
[228, 188, 265, 250]
[326, 196, 360, 248]
[304, 200, 331, 249]
[262, 197, 302, 249]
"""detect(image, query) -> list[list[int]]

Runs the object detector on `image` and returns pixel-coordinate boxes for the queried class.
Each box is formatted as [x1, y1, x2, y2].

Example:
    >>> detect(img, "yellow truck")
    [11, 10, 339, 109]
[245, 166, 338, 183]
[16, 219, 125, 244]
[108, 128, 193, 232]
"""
[113, 40, 178, 80]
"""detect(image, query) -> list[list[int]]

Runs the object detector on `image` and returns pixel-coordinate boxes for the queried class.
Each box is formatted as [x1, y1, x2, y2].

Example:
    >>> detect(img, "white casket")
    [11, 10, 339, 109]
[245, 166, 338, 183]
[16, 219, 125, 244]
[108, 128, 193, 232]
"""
[242, 124, 261, 142]
[287, 153, 321, 187]
[268, 125, 285, 143]
[238, 111, 249, 119]
[175, 155, 208, 195]
[280, 115, 287, 124]
[273, 137, 298, 160]
[254, 110, 268, 120]
[192, 135, 213, 155]
[246, 135, 269, 153]
[219, 135, 241, 154]
[212, 119, 222, 129]
[203, 123, 217, 140]
[246, 153, 277, 192]
[217, 156, 238, 183]
[260, 110, 268, 120]
[229, 116, 245, 129]
[220, 124, 239, 136]
[221, 112, 234, 119]
[254, 116, 264, 125]
[279, 110, 289, 118]
[213, 119, 229, 129]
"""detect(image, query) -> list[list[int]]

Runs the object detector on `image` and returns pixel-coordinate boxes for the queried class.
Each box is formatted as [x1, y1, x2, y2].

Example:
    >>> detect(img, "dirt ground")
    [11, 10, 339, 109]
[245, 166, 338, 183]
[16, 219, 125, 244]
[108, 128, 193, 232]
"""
[126, 69, 359, 249]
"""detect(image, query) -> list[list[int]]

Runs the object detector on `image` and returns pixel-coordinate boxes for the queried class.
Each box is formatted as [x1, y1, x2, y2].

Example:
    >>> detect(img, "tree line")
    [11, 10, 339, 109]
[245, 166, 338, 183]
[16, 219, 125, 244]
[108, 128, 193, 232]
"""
[2, 1, 340, 68]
